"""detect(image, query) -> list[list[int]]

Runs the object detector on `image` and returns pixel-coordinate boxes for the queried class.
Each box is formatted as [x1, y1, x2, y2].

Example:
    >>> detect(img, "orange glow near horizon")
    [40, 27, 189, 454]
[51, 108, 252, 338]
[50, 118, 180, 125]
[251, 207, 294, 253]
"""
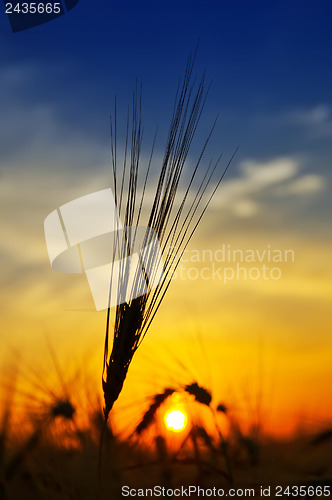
[0, 200, 331, 441]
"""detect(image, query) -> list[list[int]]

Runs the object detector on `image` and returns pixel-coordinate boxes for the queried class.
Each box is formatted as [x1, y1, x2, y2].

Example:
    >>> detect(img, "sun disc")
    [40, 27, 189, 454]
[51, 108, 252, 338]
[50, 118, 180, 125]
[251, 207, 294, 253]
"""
[164, 409, 187, 432]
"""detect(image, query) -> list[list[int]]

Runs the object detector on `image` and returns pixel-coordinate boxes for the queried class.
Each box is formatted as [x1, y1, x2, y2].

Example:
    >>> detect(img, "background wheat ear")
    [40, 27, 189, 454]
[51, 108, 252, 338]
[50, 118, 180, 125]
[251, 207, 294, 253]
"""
[184, 382, 212, 407]
[101, 48, 236, 421]
[134, 388, 175, 436]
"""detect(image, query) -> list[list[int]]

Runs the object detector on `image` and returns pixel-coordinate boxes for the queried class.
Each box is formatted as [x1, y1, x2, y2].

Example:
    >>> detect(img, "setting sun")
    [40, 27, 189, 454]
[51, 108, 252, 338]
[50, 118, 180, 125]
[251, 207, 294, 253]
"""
[164, 410, 188, 432]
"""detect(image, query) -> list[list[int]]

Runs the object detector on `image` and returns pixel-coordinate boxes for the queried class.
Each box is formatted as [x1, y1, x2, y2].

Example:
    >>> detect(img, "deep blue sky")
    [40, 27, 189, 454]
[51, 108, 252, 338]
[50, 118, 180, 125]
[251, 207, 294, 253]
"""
[1, 1, 332, 177]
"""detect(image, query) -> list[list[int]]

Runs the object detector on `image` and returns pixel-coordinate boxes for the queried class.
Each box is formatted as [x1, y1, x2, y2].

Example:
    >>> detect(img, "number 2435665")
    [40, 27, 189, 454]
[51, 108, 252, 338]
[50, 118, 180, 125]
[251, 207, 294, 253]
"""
[5, 3, 62, 14]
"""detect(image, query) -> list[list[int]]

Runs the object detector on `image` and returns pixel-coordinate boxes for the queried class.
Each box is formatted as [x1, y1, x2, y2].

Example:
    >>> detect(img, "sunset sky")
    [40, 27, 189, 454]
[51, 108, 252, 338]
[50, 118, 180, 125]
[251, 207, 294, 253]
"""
[0, 1, 331, 437]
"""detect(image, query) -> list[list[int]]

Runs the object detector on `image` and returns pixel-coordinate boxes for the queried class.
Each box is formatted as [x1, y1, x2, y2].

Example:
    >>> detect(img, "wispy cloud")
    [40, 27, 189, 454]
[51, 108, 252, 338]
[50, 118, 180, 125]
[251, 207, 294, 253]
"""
[211, 156, 326, 217]
[286, 105, 330, 126]
[277, 174, 325, 195]
[283, 104, 332, 138]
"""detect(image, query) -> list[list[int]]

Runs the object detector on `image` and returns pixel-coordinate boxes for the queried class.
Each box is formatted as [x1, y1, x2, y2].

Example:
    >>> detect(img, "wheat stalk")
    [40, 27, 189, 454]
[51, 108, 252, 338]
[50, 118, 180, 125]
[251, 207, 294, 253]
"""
[102, 49, 236, 421]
